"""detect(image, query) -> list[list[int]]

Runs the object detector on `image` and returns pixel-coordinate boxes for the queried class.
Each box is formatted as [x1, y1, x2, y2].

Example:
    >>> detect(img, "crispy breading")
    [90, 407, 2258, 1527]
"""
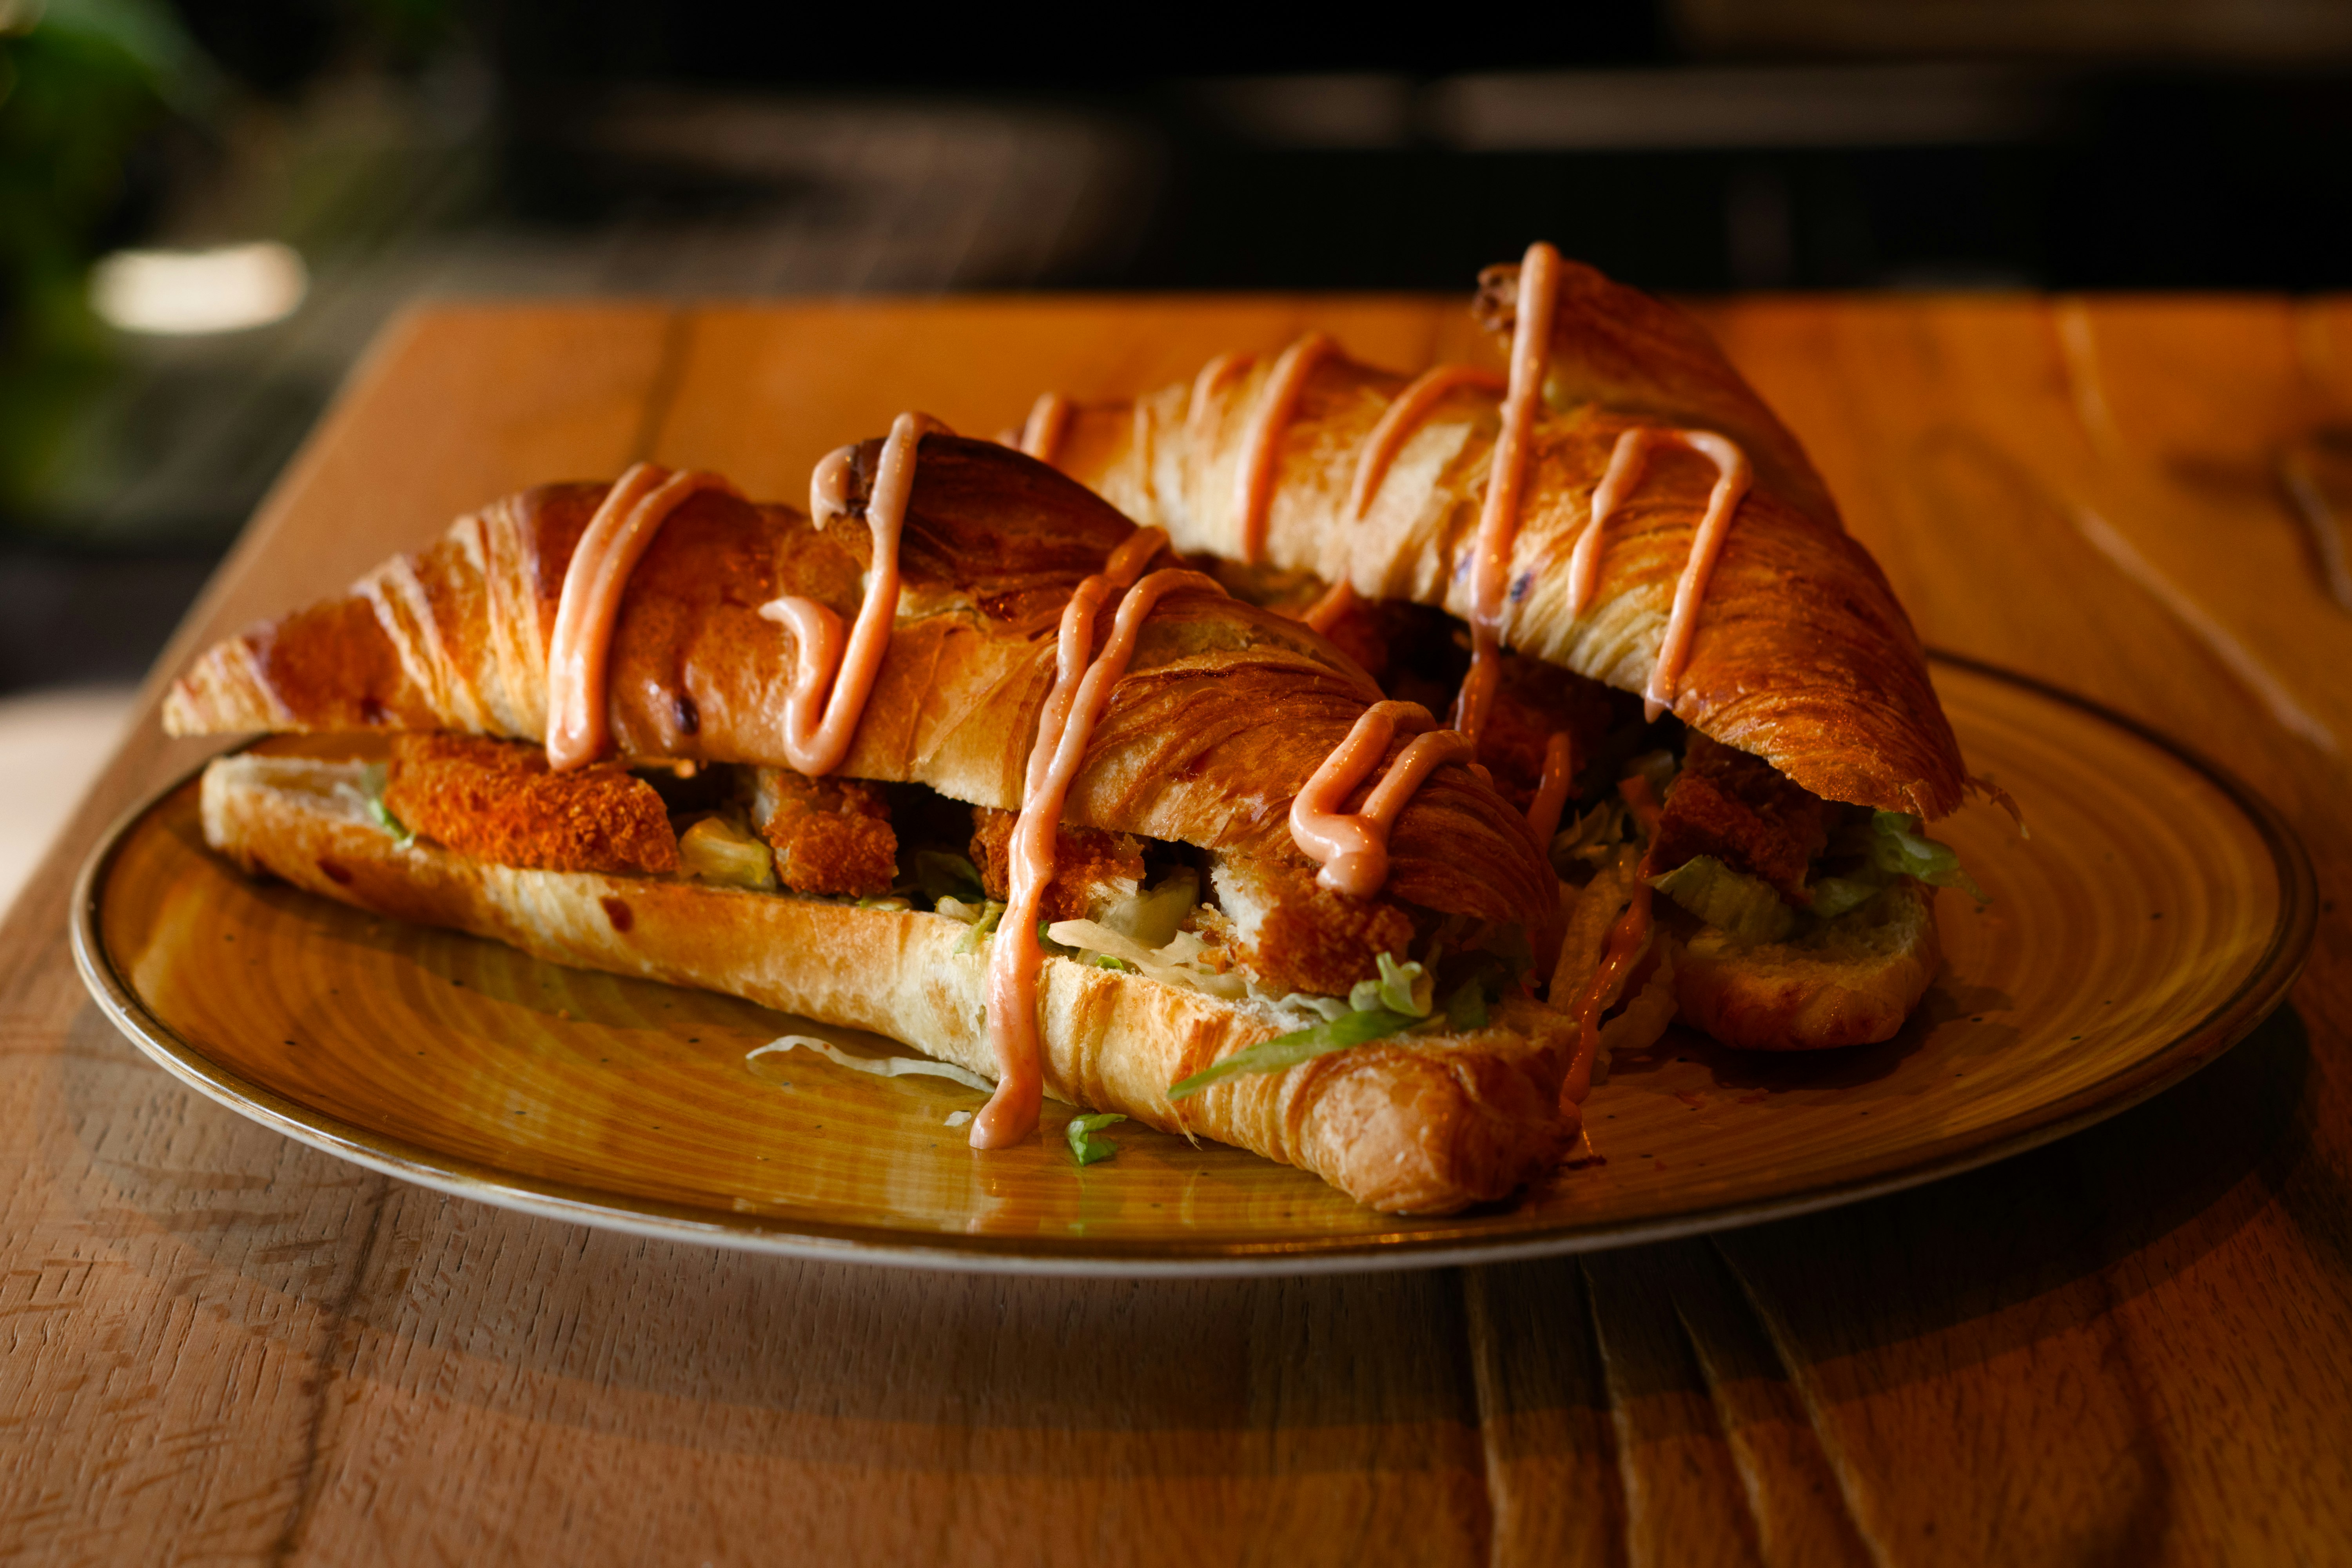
[384, 733, 679, 874]
[754, 768, 899, 897]
[1210, 852, 1419, 998]
[1653, 732, 1828, 900]
[1479, 653, 1621, 813]
[969, 806, 1145, 924]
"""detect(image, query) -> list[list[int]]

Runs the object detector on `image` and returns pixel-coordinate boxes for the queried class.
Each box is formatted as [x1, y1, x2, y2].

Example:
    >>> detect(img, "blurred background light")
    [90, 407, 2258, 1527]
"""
[89, 240, 306, 333]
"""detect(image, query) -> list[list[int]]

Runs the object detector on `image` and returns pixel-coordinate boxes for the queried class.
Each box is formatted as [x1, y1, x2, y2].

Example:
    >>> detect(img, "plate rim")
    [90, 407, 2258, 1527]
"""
[71, 653, 2319, 1276]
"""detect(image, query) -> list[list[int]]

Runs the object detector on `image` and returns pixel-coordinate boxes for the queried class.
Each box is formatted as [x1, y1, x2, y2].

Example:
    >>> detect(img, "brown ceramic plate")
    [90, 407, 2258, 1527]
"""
[73, 655, 2314, 1274]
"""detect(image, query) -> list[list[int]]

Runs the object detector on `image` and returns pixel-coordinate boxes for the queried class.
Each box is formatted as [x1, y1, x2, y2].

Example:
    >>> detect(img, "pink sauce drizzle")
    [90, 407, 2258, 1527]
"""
[1561, 775, 1664, 1116]
[1233, 332, 1334, 563]
[546, 463, 742, 770]
[1287, 701, 1475, 899]
[1185, 352, 1255, 469]
[1565, 426, 1753, 721]
[1018, 392, 1073, 465]
[1300, 578, 1358, 635]
[754, 411, 944, 777]
[1345, 365, 1508, 521]
[1524, 730, 1577, 845]
[1452, 241, 1560, 750]
[975, 529, 1217, 1148]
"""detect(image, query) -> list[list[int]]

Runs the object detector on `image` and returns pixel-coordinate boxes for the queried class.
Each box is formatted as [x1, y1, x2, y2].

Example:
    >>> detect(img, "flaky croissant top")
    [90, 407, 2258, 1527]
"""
[164, 435, 1554, 926]
[1049, 257, 1967, 819]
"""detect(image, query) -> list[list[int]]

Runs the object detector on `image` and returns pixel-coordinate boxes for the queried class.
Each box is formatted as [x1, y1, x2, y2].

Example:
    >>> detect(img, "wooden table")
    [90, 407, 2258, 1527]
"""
[5, 292, 2348, 1565]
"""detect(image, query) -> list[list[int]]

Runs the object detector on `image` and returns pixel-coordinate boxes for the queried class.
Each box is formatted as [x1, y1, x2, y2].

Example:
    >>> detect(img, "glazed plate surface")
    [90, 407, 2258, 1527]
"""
[74, 657, 2314, 1274]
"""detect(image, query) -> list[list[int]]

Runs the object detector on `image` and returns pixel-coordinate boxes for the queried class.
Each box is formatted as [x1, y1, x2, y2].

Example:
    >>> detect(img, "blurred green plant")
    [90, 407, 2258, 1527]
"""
[0, 0, 216, 519]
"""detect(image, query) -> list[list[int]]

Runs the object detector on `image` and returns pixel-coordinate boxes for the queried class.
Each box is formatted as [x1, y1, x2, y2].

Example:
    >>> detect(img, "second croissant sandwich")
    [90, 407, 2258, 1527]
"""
[164, 423, 1579, 1214]
[1013, 243, 1993, 1116]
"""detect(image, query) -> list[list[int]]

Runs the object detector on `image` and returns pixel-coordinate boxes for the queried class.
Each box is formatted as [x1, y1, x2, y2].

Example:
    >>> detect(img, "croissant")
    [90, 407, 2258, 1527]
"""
[1010, 247, 1979, 1083]
[1043, 253, 1965, 820]
[166, 433, 1573, 1213]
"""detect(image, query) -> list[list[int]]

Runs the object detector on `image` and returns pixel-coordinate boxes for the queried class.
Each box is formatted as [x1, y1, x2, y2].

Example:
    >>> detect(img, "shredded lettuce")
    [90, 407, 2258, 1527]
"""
[748, 1034, 995, 1092]
[354, 762, 416, 848]
[367, 793, 416, 849]
[1649, 855, 1796, 942]
[679, 816, 778, 889]
[955, 901, 1005, 953]
[1096, 954, 1133, 972]
[1101, 871, 1197, 949]
[1445, 977, 1488, 1031]
[1549, 800, 1626, 874]
[1809, 811, 1987, 916]
[1165, 1007, 1419, 1101]
[912, 849, 985, 905]
[1807, 874, 1885, 919]
[1066, 1112, 1126, 1165]
[1046, 918, 1250, 1000]
[1440, 951, 1511, 1032]
[1350, 951, 1431, 1017]
[1866, 811, 1987, 901]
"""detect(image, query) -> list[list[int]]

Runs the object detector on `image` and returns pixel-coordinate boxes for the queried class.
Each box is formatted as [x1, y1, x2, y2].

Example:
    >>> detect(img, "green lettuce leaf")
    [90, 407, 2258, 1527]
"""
[1648, 855, 1796, 942]
[953, 901, 1005, 954]
[1807, 873, 1887, 919]
[1349, 951, 1430, 1017]
[1444, 977, 1488, 1031]
[1066, 1112, 1126, 1166]
[1165, 1007, 1419, 1101]
[1867, 811, 1987, 902]
[912, 850, 985, 905]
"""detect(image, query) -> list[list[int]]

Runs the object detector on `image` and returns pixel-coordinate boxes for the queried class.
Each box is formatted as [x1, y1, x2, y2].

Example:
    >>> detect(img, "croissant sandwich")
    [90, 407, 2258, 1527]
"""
[1009, 243, 1996, 1118]
[164, 421, 1586, 1214]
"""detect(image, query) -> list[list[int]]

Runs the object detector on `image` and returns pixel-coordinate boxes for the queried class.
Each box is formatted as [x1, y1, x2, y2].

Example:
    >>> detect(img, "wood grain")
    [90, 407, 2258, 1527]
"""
[4, 290, 2350, 1564]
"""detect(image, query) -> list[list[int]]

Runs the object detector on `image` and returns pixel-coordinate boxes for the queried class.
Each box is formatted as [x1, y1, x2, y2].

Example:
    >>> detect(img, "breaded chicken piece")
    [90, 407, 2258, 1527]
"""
[1479, 654, 1621, 814]
[753, 767, 899, 897]
[969, 806, 1145, 924]
[1210, 852, 1419, 998]
[384, 732, 679, 874]
[1653, 733, 1829, 900]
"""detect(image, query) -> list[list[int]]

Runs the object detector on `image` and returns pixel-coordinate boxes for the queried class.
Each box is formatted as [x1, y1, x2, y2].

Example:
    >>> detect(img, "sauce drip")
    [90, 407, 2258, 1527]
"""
[1018, 392, 1073, 465]
[1524, 730, 1576, 845]
[1234, 332, 1334, 564]
[1562, 775, 1664, 1114]
[976, 529, 1220, 1148]
[756, 411, 943, 777]
[1565, 426, 1753, 721]
[1288, 701, 1475, 899]
[546, 463, 742, 771]
[1452, 240, 1561, 750]
[1300, 578, 1357, 635]
[1346, 365, 1508, 521]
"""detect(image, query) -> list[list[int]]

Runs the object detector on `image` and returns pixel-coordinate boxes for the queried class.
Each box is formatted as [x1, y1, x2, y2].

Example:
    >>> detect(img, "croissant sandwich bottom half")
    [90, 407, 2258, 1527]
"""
[166, 431, 1584, 1214]
[1016, 243, 1994, 1091]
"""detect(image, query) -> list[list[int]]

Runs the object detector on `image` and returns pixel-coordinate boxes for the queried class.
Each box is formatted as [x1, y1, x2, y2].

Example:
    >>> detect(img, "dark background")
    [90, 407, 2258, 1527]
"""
[5, 0, 2350, 692]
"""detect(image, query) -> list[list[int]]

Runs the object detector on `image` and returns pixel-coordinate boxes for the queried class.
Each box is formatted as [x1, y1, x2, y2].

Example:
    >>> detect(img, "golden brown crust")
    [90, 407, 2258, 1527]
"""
[1052, 260, 1967, 819]
[1210, 852, 1418, 998]
[160, 436, 1557, 933]
[1652, 733, 1830, 902]
[384, 733, 678, 875]
[968, 806, 1143, 924]
[753, 769, 898, 897]
[1672, 879, 1942, 1050]
[204, 752, 1570, 1214]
